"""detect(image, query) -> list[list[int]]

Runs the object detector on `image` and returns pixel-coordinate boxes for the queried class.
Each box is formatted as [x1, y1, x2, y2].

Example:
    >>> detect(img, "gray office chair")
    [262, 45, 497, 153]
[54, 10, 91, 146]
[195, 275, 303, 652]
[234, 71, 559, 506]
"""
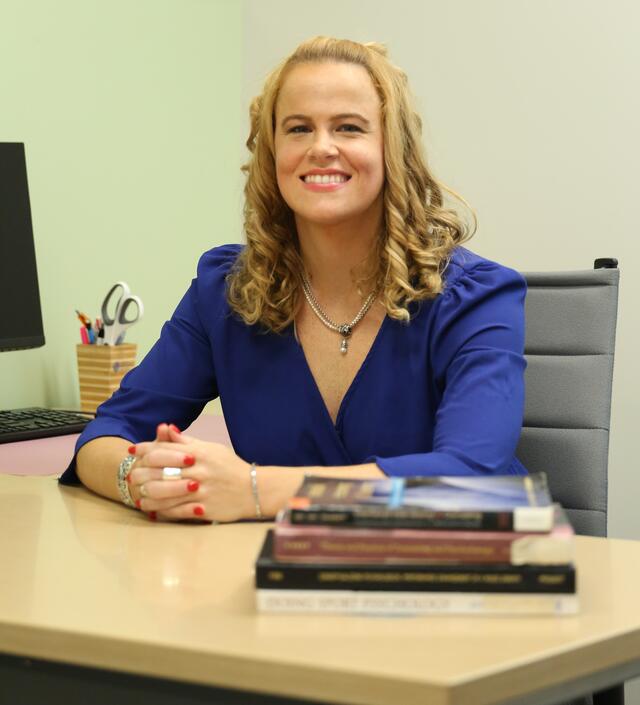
[517, 259, 621, 705]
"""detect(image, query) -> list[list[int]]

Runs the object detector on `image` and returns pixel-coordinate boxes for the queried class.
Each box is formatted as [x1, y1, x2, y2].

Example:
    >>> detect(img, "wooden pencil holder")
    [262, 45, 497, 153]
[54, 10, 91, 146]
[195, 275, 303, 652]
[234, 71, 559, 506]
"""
[76, 343, 137, 414]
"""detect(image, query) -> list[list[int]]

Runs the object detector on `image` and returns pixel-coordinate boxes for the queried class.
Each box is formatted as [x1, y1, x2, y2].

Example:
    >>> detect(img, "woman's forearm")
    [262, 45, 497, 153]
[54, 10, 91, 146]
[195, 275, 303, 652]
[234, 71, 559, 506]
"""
[76, 436, 133, 503]
[77, 434, 384, 521]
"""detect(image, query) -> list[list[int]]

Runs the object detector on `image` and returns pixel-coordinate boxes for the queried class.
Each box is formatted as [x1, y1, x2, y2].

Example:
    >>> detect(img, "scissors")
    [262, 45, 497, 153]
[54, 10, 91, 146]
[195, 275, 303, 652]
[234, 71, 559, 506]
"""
[101, 281, 144, 346]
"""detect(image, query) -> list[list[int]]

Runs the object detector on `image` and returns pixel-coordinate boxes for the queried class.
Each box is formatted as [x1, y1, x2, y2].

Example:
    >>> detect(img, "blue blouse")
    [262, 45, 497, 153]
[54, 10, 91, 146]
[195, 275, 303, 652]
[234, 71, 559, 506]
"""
[60, 244, 527, 484]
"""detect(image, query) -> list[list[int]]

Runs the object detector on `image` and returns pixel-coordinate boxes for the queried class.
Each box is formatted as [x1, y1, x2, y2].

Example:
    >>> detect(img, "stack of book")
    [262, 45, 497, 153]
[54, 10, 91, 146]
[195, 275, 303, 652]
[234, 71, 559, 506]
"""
[255, 473, 578, 616]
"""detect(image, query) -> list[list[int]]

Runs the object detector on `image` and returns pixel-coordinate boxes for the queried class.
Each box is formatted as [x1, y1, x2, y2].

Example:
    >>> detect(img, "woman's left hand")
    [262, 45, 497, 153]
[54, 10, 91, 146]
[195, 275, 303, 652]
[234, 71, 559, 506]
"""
[128, 424, 255, 523]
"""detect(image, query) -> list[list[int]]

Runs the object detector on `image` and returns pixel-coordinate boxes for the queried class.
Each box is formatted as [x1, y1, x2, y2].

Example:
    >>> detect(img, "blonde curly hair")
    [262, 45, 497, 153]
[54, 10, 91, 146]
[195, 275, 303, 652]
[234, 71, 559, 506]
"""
[227, 36, 474, 331]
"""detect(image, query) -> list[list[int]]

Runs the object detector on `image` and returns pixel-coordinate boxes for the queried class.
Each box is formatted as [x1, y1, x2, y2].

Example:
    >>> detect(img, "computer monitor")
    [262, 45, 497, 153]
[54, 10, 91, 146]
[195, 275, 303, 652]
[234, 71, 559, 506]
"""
[0, 142, 45, 352]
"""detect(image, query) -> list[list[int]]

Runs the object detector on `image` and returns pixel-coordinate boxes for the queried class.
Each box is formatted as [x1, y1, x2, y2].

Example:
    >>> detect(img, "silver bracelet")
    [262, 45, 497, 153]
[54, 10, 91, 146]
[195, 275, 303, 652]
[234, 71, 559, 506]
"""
[117, 454, 137, 508]
[249, 462, 263, 519]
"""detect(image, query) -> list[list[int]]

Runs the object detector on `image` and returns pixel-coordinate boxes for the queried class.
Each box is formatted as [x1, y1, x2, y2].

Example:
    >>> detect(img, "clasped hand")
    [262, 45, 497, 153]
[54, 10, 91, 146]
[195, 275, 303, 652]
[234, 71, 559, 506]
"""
[127, 424, 254, 523]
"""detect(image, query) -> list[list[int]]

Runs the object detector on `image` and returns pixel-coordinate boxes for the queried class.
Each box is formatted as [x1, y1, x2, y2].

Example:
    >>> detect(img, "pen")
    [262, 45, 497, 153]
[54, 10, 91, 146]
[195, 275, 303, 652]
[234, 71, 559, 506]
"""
[75, 310, 92, 329]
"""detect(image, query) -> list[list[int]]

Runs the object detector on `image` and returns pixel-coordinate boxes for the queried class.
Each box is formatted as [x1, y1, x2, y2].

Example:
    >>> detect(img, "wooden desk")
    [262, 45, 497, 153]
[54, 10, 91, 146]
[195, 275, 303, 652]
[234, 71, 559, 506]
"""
[1, 473, 640, 705]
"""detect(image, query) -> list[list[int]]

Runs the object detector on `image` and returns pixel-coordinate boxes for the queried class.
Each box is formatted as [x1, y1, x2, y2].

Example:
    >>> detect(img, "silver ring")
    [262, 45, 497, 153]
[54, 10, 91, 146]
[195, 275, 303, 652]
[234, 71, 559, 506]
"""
[162, 466, 182, 481]
[140, 483, 148, 498]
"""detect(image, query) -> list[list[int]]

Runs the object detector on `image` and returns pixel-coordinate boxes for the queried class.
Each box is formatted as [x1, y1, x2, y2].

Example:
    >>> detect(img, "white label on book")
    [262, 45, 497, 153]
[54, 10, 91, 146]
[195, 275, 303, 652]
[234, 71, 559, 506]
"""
[513, 506, 554, 532]
[511, 536, 575, 565]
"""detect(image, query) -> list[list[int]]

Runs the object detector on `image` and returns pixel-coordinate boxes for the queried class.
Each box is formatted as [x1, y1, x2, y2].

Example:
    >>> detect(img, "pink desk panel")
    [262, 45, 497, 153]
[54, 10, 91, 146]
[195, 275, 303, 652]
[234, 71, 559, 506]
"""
[0, 415, 231, 477]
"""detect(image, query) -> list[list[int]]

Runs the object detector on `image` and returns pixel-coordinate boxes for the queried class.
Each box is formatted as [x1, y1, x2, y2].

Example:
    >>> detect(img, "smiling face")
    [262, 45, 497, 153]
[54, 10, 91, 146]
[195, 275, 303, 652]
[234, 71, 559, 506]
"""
[274, 61, 385, 234]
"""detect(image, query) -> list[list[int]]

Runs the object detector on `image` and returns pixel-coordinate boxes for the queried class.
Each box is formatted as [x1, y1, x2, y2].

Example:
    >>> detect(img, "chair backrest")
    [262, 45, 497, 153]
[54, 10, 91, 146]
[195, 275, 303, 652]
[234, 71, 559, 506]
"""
[517, 263, 619, 537]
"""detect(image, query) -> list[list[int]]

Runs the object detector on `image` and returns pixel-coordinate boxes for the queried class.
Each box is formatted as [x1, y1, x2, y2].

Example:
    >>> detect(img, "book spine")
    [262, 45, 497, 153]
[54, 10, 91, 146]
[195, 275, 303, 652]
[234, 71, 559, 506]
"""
[256, 589, 579, 616]
[256, 563, 576, 593]
[273, 532, 573, 565]
[288, 508, 553, 532]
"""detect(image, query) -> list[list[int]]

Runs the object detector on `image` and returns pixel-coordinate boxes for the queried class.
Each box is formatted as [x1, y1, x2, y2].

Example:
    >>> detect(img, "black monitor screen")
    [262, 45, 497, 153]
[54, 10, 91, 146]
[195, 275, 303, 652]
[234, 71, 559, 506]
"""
[0, 143, 45, 351]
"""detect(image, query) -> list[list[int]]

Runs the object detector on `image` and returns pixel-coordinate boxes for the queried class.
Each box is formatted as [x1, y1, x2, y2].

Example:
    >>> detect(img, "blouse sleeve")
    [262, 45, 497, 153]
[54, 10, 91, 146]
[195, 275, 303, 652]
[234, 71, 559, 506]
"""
[58, 246, 236, 485]
[375, 260, 527, 478]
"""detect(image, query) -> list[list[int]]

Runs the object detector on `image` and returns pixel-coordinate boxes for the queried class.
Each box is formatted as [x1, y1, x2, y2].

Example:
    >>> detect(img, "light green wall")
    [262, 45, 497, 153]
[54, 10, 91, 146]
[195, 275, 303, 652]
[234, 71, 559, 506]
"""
[0, 0, 243, 409]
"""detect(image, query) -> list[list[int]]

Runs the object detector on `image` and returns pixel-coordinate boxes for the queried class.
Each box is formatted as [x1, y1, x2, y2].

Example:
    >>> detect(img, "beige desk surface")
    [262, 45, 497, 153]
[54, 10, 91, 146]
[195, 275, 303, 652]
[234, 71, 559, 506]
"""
[1, 474, 640, 705]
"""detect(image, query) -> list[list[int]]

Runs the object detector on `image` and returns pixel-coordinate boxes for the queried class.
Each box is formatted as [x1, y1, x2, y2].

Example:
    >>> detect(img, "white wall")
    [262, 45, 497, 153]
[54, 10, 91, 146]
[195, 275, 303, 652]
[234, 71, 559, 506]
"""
[243, 2, 639, 696]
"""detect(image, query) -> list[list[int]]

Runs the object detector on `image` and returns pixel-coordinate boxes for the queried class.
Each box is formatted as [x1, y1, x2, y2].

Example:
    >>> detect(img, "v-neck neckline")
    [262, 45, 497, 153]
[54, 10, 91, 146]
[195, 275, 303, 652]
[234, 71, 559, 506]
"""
[292, 314, 390, 434]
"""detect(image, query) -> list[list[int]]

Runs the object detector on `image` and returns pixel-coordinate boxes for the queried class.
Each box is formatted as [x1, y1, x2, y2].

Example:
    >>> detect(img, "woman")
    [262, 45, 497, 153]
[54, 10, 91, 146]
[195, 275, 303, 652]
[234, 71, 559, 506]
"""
[61, 36, 527, 522]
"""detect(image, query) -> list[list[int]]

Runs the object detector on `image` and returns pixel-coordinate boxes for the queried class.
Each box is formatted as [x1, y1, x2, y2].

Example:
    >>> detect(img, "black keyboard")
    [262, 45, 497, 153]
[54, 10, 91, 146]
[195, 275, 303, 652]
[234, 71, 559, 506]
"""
[0, 408, 93, 444]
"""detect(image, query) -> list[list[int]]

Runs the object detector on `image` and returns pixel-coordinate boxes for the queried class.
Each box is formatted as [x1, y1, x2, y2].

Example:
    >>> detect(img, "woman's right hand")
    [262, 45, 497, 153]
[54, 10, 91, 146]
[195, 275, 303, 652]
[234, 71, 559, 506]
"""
[127, 423, 256, 523]
[127, 423, 195, 519]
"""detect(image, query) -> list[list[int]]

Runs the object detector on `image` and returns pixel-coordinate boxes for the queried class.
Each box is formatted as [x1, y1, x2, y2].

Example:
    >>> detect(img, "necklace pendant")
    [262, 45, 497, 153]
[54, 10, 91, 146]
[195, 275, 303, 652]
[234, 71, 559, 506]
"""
[340, 338, 348, 354]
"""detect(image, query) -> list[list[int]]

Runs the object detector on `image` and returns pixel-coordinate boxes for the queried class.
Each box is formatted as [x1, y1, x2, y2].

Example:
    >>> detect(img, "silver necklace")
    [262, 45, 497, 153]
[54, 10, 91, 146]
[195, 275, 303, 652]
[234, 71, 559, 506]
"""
[301, 274, 377, 354]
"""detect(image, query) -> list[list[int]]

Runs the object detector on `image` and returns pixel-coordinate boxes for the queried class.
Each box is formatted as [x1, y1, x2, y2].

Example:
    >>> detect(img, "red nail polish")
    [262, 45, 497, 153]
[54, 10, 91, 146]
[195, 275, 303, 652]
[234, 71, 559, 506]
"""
[149, 511, 157, 521]
[170, 424, 181, 434]
[193, 505, 204, 517]
[184, 454, 196, 467]
[135, 499, 141, 508]
[128, 445, 136, 455]
[126, 473, 132, 484]
[187, 480, 199, 493]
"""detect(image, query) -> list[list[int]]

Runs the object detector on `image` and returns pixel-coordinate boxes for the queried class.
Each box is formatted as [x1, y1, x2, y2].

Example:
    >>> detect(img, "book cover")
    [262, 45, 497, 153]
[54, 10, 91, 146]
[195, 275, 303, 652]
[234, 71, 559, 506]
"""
[288, 473, 554, 532]
[274, 504, 574, 565]
[255, 531, 576, 593]
[256, 589, 579, 616]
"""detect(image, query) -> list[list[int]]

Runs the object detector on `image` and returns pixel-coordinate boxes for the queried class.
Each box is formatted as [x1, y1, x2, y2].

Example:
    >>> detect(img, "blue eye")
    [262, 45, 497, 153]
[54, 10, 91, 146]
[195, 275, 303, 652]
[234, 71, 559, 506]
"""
[338, 124, 363, 133]
[287, 125, 310, 134]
